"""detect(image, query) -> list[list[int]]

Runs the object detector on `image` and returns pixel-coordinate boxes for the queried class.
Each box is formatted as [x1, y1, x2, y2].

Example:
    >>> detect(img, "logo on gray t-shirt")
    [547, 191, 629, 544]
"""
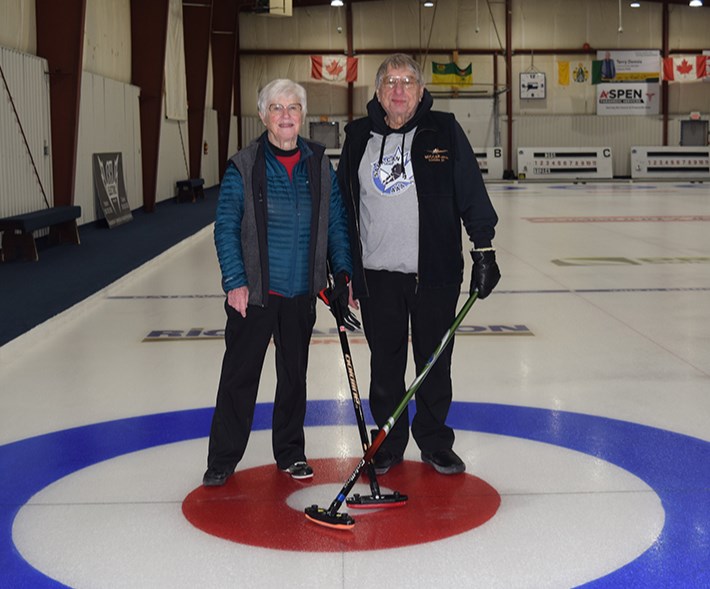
[371, 144, 414, 195]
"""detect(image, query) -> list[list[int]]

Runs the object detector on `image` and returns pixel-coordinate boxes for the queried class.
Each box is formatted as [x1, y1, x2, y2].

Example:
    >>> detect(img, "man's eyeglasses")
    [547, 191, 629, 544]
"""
[382, 75, 418, 90]
[268, 103, 303, 115]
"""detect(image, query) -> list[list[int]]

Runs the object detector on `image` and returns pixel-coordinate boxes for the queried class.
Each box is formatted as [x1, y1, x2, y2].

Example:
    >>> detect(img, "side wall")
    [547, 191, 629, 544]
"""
[0, 46, 53, 218]
[0, 0, 216, 221]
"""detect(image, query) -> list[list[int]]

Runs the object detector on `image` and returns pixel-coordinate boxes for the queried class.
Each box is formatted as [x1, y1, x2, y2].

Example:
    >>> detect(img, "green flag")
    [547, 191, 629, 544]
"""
[432, 62, 473, 86]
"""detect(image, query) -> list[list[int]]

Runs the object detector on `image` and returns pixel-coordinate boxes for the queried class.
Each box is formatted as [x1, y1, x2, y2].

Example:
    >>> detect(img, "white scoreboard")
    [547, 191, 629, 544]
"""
[517, 147, 613, 180]
[631, 147, 710, 180]
[474, 147, 504, 180]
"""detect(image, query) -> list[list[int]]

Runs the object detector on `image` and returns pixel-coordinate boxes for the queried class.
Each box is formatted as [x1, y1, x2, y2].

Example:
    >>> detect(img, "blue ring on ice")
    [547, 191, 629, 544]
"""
[1, 400, 709, 587]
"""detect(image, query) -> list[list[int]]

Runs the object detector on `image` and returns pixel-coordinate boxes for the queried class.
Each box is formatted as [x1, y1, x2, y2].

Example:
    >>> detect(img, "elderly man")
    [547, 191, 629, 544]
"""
[337, 53, 500, 476]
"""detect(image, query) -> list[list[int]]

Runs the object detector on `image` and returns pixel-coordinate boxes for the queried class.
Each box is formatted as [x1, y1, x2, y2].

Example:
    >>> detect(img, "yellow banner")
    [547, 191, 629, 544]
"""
[557, 61, 570, 86]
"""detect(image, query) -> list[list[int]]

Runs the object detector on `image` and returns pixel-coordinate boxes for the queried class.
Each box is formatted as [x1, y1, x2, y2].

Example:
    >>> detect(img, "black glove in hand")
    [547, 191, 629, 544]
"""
[318, 272, 361, 331]
[470, 249, 501, 299]
[331, 271, 350, 313]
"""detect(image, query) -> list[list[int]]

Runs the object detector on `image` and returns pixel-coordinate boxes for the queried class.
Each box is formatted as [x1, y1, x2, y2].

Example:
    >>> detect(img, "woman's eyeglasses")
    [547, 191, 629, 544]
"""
[268, 103, 303, 115]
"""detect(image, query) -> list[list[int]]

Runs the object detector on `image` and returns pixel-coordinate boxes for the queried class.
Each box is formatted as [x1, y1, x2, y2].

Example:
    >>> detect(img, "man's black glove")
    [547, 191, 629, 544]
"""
[318, 272, 361, 331]
[470, 249, 501, 299]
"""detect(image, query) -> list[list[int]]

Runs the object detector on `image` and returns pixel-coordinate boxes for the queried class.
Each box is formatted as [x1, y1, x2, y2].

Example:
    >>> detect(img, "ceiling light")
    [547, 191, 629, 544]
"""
[630, 1, 640, 7]
[689, 0, 702, 6]
[423, 1, 434, 6]
[331, 0, 343, 6]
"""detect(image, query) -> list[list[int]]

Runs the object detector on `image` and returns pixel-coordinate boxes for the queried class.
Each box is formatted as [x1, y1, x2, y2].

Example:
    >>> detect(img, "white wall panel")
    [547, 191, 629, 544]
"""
[74, 72, 142, 223]
[0, 46, 53, 218]
[83, 0, 131, 83]
[0, 0, 36, 54]
[433, 96, 498, 148]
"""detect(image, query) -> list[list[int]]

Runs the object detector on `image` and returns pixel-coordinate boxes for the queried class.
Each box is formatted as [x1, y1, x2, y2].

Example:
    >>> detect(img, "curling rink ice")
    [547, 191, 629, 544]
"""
[1, 181, 710, 588]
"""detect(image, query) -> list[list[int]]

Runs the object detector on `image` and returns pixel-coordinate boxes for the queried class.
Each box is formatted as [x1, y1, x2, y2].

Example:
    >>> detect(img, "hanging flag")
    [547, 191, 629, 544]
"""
[663, 56, 708, 82]
[310, 55, 358, 82]
[557, 61, 570, 86]
[559, 61, 592, 85]
[571, 62, 591, 84]
[591, 60, 602, 85]
[431, 62, 473, 86]
[592, 60, 617, 84]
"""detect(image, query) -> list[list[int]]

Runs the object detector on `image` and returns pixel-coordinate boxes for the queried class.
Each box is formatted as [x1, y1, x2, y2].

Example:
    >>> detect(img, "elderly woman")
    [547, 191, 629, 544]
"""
[203, 79, 352, 487]
[337, 54, 500, 477]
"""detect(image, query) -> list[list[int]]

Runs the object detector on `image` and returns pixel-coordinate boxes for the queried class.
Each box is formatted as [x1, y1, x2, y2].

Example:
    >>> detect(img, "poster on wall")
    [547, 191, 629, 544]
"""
[596, 82, 660, 115]
[595, 50, 660, 116]
[93, 153, 132, 228]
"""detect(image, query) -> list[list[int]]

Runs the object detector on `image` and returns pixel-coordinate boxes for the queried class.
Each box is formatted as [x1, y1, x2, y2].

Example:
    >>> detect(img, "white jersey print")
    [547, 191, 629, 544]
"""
[372, 143, 415, 195]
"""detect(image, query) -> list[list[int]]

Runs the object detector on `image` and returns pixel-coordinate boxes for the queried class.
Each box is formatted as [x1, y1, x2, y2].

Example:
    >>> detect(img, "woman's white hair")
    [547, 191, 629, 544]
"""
[257, 79, 308, 119]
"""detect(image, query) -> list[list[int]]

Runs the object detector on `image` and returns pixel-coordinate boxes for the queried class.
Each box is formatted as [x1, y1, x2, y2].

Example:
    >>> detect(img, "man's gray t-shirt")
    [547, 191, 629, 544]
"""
[358, 128, 419, 274]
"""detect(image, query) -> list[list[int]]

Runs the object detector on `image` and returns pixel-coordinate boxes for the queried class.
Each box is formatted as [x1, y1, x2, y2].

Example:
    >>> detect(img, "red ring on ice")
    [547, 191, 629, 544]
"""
[183, 457, 500, 551]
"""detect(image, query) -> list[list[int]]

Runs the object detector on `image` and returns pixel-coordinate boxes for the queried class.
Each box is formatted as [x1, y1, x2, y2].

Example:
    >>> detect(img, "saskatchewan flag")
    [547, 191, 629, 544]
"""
[432, 62, 473, 86]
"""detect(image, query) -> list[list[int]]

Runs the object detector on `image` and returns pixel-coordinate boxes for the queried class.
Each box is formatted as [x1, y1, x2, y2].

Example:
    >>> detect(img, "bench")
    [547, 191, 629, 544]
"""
[0, 205, 82, 262]
[176, 178, 205, 203]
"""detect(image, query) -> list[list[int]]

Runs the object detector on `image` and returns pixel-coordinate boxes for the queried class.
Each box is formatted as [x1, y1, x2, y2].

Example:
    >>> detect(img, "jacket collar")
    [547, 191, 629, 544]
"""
[366, 88, 434, 136]
[257, 131, 317, 160]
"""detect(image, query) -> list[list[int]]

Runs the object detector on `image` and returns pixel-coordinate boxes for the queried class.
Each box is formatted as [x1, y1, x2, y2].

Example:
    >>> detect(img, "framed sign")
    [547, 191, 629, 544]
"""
[93, 153, 132, 228]
[520, 72, 546, 99]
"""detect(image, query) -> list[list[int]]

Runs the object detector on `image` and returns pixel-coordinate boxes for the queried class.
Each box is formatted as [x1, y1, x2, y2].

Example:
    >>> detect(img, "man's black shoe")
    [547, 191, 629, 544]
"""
[371, 448, 403, 475]
[421, 449, 466, 475]
[202, 468, 232, 487]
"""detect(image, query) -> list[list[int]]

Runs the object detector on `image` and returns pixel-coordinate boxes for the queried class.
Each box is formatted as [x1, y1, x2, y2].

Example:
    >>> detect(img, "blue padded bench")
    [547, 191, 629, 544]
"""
[0, 205, 81, 262]
[176, 178, 205, 203]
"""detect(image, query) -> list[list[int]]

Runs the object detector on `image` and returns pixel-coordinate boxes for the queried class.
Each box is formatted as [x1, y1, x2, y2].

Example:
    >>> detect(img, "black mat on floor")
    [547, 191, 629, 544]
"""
[0, 189, 219, 347]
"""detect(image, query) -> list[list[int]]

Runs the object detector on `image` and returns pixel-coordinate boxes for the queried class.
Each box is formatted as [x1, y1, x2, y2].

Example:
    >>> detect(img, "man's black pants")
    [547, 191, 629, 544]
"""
[359, 269, 460, 457]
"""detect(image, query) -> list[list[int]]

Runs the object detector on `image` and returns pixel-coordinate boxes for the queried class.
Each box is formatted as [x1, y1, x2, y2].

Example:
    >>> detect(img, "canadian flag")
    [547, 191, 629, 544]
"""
[310, 55, 358, 83]
[662, 55, 708, 82]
